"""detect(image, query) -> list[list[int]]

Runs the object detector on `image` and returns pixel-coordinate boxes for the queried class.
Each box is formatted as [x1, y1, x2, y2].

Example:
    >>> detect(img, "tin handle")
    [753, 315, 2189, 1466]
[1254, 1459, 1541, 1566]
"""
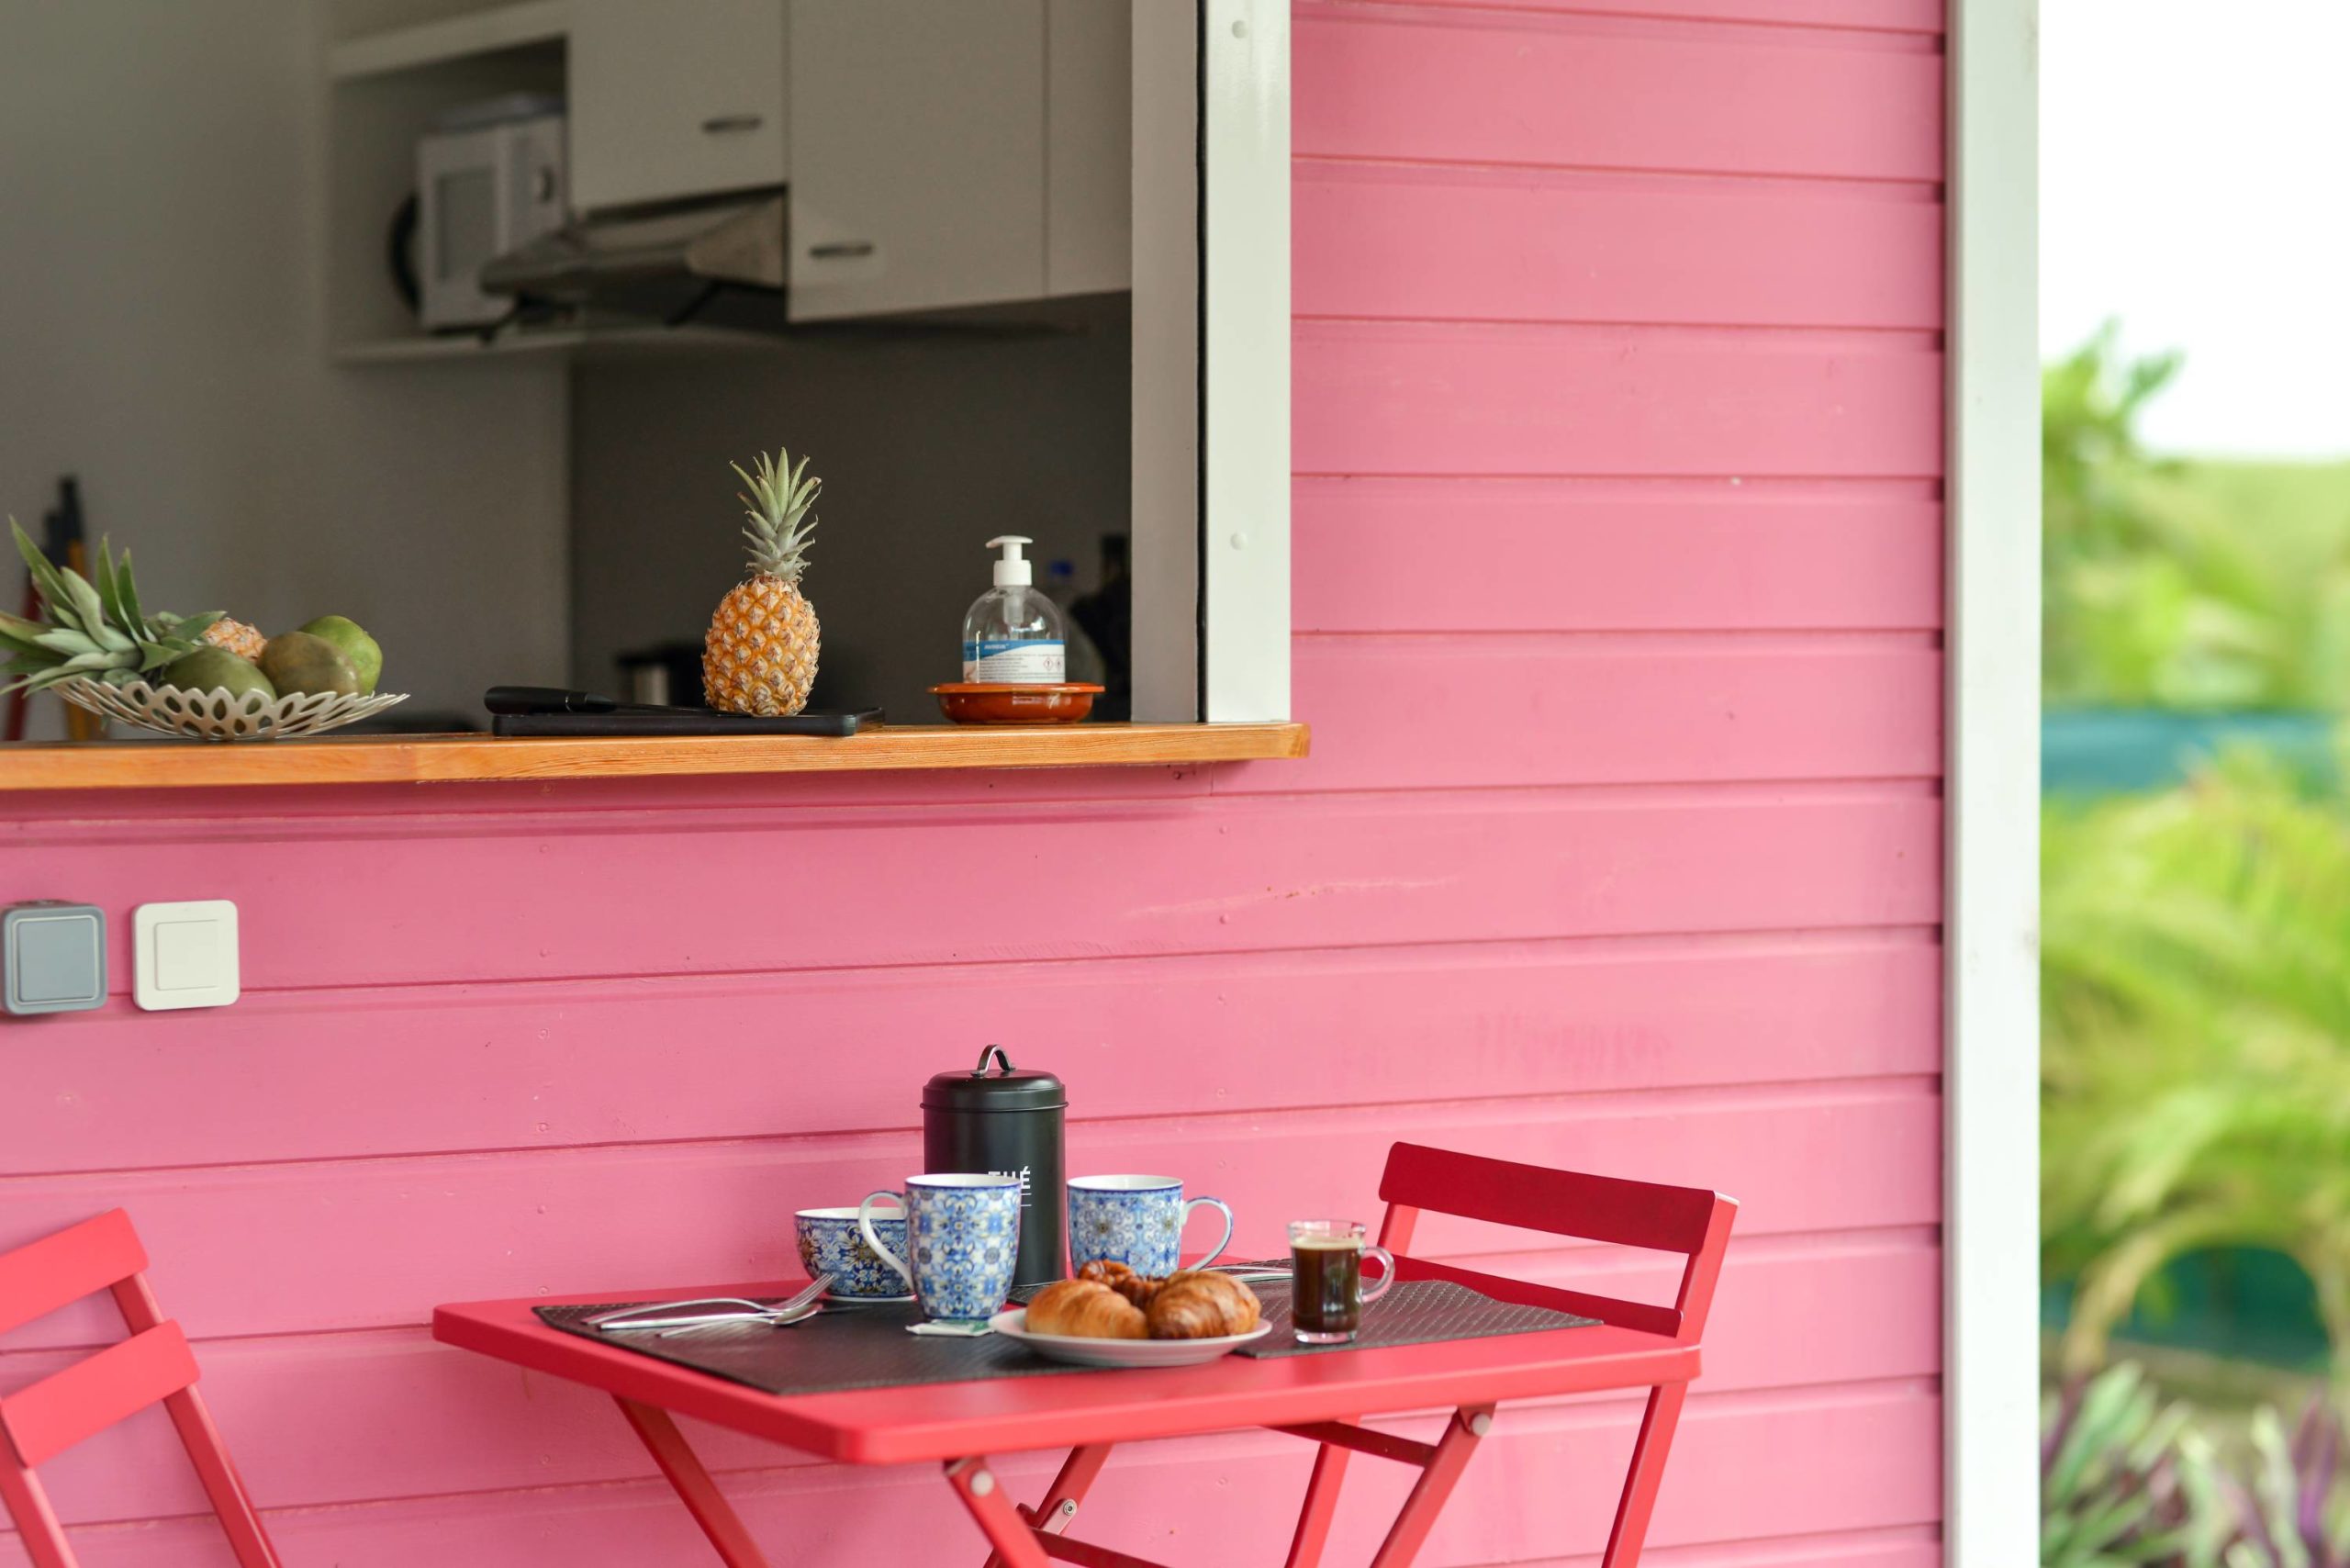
[974, 1044, 1015, 1076]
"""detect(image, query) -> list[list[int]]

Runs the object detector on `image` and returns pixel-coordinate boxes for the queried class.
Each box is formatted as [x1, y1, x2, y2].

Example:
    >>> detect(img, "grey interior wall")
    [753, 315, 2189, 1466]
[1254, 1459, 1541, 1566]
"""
[0, 0, 572, 736]
[568, 307, 1130, 720]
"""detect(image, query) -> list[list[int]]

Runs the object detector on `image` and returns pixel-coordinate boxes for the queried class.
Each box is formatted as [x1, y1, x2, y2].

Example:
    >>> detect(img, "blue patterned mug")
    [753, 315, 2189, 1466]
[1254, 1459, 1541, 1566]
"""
[796, 1205, 909, 1300]
[1067, 1175, 1235, 1276]
[859, 1174, 1024, 1322]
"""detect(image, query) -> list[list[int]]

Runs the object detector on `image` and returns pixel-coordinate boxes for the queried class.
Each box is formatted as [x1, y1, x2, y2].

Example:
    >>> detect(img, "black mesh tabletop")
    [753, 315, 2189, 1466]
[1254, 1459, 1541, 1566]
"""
[536, 1298, 1098, 1397]
[538, 1278, 1597, 1396]
[1236, 1278, 1596, 1358]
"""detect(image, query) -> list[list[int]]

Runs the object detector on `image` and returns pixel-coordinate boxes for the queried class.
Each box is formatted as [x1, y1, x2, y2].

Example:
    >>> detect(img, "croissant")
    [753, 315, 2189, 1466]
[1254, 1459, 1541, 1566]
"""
[1077, 1260, 1160, 1307]
[1144, 1271, 1262, 1339]
[1025, 1278, 1148, 1338]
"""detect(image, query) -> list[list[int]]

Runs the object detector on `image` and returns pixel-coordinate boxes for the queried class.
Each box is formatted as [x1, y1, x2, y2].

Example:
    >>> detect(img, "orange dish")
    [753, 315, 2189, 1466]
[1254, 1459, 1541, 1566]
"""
[930, 683, 1103, 724]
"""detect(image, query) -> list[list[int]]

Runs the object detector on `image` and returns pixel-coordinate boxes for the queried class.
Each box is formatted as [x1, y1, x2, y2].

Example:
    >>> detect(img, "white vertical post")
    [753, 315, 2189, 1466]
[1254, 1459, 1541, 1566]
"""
[1198, 0, 1290, 722]
[1129, 0, 1291, 723]
[1945, 0, 2041, 1565]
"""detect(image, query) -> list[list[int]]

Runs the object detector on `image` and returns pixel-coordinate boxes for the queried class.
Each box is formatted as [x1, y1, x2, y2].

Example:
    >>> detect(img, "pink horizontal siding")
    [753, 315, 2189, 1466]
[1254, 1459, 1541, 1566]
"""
[1294, 9, 1942, 180]
[0, 4, 1942, 1564]
[1295, 323, 1942, 477]
[1292, 481, 1943, 633]
[1295, 165, 1942, 329]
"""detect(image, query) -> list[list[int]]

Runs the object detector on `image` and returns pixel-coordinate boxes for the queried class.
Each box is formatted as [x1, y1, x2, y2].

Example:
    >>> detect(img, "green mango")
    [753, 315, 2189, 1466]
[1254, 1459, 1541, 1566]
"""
[296, 615, 382, 694]
[162, 647, 276, 702]
[260, 632, 359, 697]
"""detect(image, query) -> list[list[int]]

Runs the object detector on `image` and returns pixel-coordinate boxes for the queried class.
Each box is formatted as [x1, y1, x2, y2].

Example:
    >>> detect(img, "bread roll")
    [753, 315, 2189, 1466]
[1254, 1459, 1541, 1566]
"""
[1025, 1278, 1148, 1338]
[1144, 1271, 1262, 1339]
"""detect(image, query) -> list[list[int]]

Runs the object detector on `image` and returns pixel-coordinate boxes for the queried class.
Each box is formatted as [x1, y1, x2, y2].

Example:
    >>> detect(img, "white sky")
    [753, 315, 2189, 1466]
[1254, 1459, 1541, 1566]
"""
[2042, 0, 2350, 459]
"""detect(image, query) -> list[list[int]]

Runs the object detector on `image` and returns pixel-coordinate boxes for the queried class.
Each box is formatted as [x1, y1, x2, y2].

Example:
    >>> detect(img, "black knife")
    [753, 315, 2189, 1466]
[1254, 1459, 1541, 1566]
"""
[485, 685, 672, 716]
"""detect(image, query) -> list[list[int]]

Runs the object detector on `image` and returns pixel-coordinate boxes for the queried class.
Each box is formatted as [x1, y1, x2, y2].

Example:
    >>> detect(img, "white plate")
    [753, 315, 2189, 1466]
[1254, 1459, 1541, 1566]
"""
[824, 1292, 916, 1305]
[989, 1308, 1272, 1367]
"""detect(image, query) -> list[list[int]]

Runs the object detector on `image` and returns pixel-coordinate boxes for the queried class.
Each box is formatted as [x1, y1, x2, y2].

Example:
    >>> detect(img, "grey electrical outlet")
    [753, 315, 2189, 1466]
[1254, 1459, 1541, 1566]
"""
[4, 902, 107, 1016]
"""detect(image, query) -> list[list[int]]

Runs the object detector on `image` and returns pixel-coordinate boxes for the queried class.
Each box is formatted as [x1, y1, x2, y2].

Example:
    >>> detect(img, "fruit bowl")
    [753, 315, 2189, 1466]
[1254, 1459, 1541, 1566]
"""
[54, 677, 408, 743]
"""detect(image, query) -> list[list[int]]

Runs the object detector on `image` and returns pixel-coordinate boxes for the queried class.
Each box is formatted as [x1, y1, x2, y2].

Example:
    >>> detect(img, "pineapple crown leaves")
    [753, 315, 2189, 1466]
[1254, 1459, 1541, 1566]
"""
[2, 517, 223, 696]
[732, 446, 820, 586]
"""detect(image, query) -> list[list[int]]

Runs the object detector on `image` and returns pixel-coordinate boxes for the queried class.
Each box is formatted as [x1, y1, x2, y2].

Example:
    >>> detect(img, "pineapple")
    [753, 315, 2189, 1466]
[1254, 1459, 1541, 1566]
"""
[703, 447, 822, 716]
[0, 520, 221, 694]
[203, 618, 268, 662]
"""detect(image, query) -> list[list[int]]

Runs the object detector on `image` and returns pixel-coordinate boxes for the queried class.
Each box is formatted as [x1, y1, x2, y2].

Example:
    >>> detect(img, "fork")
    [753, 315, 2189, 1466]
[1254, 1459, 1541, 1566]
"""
[590, 1274, 834, 1335]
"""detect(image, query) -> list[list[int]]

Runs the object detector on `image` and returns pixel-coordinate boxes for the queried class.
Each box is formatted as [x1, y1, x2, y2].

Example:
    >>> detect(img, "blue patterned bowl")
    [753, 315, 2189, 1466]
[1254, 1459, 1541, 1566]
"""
[797, 1205, 910, 1300]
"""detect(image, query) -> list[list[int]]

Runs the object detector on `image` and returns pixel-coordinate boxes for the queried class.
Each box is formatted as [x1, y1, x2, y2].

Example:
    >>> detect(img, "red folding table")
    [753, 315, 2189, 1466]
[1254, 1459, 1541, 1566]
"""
[431, 1144, 1735, 1568]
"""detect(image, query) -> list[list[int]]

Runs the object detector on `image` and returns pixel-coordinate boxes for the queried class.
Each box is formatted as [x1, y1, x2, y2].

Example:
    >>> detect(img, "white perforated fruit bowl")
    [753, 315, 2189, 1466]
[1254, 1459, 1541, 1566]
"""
[54, 676, 408, 742]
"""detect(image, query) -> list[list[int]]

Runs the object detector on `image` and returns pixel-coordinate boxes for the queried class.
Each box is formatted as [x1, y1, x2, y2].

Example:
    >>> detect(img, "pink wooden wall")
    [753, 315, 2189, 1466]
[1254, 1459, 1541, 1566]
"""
[0, 2, 1944, 1562]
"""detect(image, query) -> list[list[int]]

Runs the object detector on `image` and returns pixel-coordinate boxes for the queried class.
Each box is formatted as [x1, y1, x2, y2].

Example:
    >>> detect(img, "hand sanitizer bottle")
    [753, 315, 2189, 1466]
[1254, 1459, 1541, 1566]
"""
[963, 535, 1067, 683]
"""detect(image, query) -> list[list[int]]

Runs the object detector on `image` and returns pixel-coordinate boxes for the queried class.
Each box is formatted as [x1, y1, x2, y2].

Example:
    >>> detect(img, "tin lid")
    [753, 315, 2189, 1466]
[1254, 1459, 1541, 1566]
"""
[922, 1045, 1068, 1113]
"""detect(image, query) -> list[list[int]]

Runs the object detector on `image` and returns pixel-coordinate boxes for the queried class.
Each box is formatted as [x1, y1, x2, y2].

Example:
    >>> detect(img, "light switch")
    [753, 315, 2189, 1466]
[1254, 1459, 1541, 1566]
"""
[134, 901, 240, 1011]
[3, 902, 107, 1016]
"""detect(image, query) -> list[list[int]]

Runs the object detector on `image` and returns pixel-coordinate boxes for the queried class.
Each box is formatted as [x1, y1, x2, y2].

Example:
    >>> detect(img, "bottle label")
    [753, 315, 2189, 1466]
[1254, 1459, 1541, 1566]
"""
[963, 639, 1065, 682]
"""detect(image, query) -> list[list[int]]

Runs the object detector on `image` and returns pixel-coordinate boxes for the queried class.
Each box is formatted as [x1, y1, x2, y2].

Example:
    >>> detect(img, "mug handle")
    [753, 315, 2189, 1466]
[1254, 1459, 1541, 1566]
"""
[1185, 1196, 1236, 1269]
[858, 1190, 914, 1288]
[1360, 1244, 1398, 1305]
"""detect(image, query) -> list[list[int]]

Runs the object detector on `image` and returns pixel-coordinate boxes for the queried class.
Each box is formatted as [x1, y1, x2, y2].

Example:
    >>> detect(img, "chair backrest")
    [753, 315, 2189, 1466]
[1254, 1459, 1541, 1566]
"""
[0, 1210, 281, 1568]
[1374, 1143, 1738, 1343]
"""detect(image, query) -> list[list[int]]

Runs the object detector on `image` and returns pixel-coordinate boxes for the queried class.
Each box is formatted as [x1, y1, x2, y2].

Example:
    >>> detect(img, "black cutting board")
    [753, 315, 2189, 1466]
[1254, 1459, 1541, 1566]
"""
[493, 709, 881, 738]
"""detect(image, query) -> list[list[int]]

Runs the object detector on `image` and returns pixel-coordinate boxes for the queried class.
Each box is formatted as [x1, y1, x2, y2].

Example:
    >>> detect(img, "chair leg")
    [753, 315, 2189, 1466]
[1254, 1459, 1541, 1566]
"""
[946, 1456, 1051, 1568]
[1600, 1383, 1689, 1568]
[1283, 1443, 1352, 1568]
[983, 1444, 1113, 1568]
[614, 1396, 775, 1568]
[1367, 1406, 1492, 1568]
[0, 1458, 78, 1568]
[160, 1385, 283, 1568]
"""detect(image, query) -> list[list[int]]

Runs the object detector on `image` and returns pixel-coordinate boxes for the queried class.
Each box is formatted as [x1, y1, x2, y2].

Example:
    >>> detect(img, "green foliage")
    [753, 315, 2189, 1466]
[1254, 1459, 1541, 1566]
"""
[2044, 1364, 2226, 1568]
[2042, 1365, 2350, 1568]
[2042, 745, 2350, 1374]
[2042, 327, 2350, 710]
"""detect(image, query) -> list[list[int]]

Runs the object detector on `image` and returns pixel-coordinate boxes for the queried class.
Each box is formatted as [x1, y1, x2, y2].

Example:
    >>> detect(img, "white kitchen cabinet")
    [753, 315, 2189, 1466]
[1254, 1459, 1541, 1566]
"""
[787, 0, 1046, 320]
[569, 0, 788, 214]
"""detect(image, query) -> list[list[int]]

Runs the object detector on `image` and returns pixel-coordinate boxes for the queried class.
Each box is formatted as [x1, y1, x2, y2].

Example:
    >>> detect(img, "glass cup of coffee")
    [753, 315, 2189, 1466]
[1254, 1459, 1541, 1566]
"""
[1288, 1219, 1397, 1344]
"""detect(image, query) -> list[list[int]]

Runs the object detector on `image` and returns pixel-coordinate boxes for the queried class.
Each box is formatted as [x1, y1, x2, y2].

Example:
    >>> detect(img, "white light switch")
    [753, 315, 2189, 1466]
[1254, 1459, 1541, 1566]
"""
[134, 901, 240, 1011]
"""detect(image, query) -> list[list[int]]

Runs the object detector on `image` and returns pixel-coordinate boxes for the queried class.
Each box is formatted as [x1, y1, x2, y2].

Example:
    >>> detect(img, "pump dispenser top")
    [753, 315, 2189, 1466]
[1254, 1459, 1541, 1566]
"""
[989, 535, 1033, 588]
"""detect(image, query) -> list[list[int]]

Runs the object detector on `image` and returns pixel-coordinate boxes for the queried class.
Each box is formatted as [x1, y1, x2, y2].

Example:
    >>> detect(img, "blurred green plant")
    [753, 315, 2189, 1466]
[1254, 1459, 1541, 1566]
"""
[2043, 744, 2350, 1375]
[2042, 1363, 2350, 1568]
[2044, 1363, 2224, 1568]
[2043, 326, 2350, 710]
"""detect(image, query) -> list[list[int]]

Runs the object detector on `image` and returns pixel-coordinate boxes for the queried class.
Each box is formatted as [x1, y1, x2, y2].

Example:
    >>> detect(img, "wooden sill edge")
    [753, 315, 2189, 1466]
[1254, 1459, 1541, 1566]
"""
[0, 722, 1311, 791]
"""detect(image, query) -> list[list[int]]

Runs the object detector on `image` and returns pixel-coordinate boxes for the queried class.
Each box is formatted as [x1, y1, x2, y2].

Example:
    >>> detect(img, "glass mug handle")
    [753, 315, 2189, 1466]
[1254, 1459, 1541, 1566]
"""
[858, 1190, 914, 1288]
[1184, 1196, 1236, 1269]
[1360, 1243, 1398, 1305]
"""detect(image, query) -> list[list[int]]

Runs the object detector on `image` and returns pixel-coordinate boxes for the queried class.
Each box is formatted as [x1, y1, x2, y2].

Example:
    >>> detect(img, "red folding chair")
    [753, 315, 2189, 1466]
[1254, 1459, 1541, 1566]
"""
[1283, 1143, 1738, 1568]
[0, 1209, 282, 1568]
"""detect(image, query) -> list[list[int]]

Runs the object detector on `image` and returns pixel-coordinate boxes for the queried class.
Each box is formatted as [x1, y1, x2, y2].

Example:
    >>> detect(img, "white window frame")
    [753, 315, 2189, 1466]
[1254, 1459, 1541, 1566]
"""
[1945, 0, 2040, 1564]
[1130, 0, 1291, 723]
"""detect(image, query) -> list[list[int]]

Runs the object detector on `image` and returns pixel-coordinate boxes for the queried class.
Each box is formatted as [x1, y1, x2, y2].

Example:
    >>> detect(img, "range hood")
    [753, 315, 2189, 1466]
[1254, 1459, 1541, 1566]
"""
[478, 188, 789, 333]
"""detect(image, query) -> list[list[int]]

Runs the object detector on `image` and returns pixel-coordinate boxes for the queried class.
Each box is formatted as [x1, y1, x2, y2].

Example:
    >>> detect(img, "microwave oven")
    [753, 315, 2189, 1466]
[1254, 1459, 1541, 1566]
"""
[416, 99, 567, 330]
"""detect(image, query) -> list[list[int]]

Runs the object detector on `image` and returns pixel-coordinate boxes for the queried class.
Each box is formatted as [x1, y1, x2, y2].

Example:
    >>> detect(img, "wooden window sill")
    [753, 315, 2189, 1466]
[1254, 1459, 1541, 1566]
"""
[0, 722, 1310, 791]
